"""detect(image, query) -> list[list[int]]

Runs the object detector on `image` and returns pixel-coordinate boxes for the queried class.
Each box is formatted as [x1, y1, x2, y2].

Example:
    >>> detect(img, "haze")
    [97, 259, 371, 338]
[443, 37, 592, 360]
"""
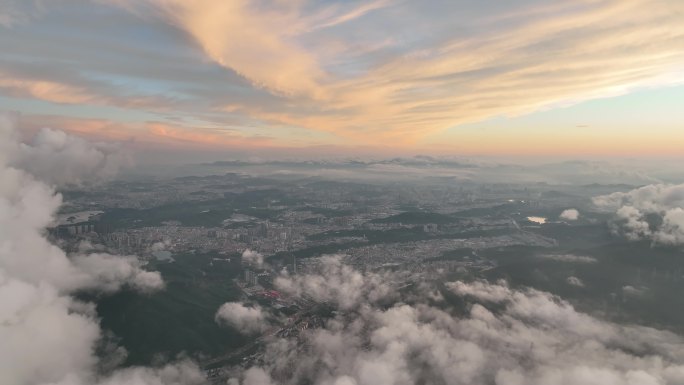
[3, 2, 684, 385]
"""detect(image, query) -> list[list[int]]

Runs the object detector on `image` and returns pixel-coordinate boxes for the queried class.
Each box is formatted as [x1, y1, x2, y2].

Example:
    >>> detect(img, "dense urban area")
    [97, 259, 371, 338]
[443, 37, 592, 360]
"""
[47, 168, 684, 383]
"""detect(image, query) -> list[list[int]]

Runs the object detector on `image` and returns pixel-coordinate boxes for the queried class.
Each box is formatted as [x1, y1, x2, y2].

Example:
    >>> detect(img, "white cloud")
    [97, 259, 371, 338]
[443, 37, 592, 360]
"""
[215, 302, 269, 334]
[242, 249, 264, 267]
[229, 277, 684, 385]
[0, 271, 100, 385]
[10, 127, 130, 186]
[446, 279, 512, 302]
[242, 367, 275, 385]
[566, 276, 585, 287]
[96, 360, 205, 385]
[0, 116, 201, 385]
[274, 254, 396, 310]
[622, 285, 648, 298]
[70, 253, 164, 293]
[593, 184, 684, 246]
[150, 240, 169, 252]
[560, 208, 580, 221]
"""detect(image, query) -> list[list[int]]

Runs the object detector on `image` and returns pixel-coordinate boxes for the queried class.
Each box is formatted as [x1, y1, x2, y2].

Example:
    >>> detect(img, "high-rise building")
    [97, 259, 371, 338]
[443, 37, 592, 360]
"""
[244, 269, 260, 286]
[259, 222, 269, 237]
[244, 269, 254, 286]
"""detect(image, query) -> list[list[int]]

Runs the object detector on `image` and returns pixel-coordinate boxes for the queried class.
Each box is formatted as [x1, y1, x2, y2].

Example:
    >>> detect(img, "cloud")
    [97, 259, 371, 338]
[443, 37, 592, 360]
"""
[242, 249, 264, 267]
[0, 0, 46, 27]
[560, 208, 580, 221]
[446, 279, 513, 302]
[566, 276, 585, 287]
[0, 74, 101, 104]
[593, 183, 684, 246]
[239, 367, 275, 385]
[622, 285, 648, 298]
[274, 254, 397, 310]
[142, 0, 328, 99]
[146, 122, 276, 149]
[70, 253, 164, 294]
[7, 126, 130, 186]
[110, 0, 684, 143]
[215, 302, 269, 334]
[7, 1, 683, 147]
[13, 115, 281, 154]
[95, 360, 205, 385]
[150, 240, 169, 252]
[538, 254, 597, 264]
[227, 275, 684, 385]
[0, 116, 201, 385]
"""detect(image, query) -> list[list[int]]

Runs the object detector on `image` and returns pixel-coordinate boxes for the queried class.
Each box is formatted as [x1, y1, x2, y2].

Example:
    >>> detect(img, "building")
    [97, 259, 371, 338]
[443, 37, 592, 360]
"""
[57, 222, 96, 236]
[244, 269, 259, 286]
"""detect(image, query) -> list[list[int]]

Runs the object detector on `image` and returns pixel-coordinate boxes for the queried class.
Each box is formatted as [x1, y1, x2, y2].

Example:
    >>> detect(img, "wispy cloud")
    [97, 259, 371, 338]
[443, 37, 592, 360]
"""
[2, 0, 684, 150]
[125, 0, 684, 143]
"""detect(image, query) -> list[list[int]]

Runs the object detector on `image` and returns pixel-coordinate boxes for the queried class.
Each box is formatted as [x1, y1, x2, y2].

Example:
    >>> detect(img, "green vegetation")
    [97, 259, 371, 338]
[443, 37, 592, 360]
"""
[95, 253, 244, 365]
[478, 241, 684, 335]
[100, 189, 289, 228]
[236, 207, 282, 220]
[308, 227, 511, 244]
[452, 204, 515, 217]
[271, 241, 367, 260]
[372, 211, 460, 224]
[424, 248, 475, 262]
[307, 227, 425, 243]
[297, 206, 353, 217]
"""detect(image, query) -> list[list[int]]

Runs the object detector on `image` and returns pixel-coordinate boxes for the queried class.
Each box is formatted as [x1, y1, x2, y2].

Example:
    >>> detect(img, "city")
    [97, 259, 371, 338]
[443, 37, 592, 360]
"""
[4, 1, 684, 384]
[44, 167, 679, 383]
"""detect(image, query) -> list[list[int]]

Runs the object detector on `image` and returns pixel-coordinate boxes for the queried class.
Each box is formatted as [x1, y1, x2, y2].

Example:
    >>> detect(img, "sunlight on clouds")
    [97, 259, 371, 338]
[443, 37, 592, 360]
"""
[146, 121, 276, 148]
[2, 0, 684, 151]
[131, 0, 684, 143]
[0, 76, 99, 105]
[146, 0, 329, 99]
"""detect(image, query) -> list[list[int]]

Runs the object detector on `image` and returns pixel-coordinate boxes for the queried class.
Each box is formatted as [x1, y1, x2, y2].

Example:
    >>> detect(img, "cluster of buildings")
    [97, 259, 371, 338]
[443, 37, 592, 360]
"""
[52, 174, 573, 282]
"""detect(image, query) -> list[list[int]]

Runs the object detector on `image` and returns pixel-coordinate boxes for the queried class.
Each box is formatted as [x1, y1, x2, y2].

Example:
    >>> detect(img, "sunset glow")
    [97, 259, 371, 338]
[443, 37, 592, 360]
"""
[2, 0, 684, 157]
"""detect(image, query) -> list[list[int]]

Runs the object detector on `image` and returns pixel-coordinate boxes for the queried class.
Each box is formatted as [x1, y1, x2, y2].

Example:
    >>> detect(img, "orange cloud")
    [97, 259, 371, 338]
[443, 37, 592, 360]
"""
[16, 114, 278, 150]
[136, 0, 684, 144]
[146, 0, 328, 99]
[4, 0, 684, 151]
[146, 122, 276, 148]
[15, 112, 684, 158]
[0, 75, 99, 104]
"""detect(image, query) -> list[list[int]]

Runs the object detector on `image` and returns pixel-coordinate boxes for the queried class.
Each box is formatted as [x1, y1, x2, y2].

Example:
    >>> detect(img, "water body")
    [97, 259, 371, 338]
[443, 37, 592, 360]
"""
[152, 250, 174, 262]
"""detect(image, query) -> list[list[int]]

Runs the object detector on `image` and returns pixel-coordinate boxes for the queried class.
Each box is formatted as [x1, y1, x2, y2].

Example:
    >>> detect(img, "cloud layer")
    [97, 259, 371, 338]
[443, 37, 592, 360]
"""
[0, 116, 201, 385]
[242, 249, 264, 268]
[560, 208, 580, 221]
[228, 261, 684, 385]
[11, 127, 130, 186]
[274, 255, 397, 310]
[215, 302, 269, 334]
[120, 0, 684, 142]
[593, 184, 684, 245]
[2, 1, 684, 148]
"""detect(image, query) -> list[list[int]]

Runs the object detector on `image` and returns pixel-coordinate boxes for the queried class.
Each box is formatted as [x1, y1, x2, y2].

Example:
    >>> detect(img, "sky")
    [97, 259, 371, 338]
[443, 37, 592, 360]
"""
[1, 0, 684, 159]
